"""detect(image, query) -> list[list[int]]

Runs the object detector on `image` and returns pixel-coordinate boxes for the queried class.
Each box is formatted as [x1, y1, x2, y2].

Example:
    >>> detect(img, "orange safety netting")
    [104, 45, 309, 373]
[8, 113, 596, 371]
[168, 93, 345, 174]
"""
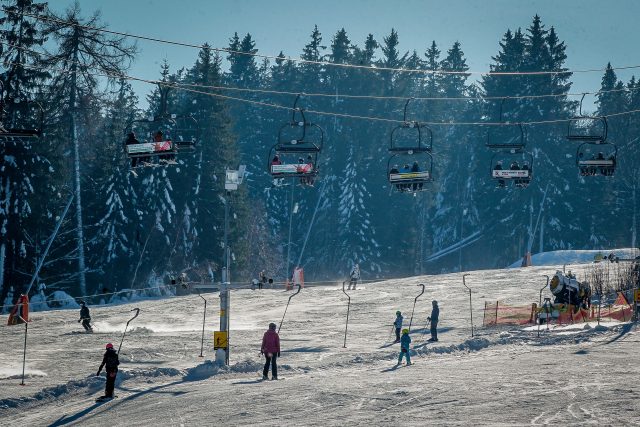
[483, 301, 536, 326]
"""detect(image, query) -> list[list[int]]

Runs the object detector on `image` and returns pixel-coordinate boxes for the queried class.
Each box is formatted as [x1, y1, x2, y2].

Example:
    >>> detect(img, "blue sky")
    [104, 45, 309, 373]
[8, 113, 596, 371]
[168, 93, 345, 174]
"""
[52, 0, 640, 110]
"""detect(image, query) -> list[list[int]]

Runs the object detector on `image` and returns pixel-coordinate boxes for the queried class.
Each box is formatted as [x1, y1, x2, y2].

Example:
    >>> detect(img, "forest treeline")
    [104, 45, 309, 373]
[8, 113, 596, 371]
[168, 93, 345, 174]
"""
[1, 1, 639, 302]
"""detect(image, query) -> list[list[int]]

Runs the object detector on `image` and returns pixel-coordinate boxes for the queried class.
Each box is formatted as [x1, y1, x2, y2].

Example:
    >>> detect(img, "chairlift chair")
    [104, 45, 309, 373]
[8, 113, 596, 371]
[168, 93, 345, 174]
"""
[387, 151, 433, 194]
[576, 142, 617, 177]
[485, 98, 526, 150]
[389, 98, 433, 153]
[567, 94, 608, 142]
[490, 150, 534, 188]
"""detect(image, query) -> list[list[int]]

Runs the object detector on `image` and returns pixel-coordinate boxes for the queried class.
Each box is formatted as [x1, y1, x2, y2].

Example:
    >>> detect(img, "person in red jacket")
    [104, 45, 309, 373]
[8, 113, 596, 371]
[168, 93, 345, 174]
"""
[261, 322, 281, 380]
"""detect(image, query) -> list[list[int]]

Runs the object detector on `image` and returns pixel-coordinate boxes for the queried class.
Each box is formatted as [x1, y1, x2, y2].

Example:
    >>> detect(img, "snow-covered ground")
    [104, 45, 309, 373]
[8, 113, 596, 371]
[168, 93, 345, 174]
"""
[1, 264, 639, 426]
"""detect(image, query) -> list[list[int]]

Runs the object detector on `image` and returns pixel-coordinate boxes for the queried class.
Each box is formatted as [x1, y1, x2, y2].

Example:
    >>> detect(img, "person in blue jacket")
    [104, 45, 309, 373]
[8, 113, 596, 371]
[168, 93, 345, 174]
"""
[394, 311, 403, 342]
[397, 328, 412, 366]
[428, 300, 440, 342]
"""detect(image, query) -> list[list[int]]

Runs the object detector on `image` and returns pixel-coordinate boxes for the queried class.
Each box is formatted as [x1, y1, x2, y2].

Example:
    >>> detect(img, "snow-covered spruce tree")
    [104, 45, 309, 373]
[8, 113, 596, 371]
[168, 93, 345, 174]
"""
[0, 0, 56, 301]
[89, 79, 139, 287]
[41, 3, 136, 296]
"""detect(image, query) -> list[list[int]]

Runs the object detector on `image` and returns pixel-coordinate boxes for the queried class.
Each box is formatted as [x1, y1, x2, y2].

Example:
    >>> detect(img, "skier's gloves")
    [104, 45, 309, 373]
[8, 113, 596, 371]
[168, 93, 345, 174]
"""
[427, 317, 431, 321]
[277, 352, 281, 357]
[96, 371, 101, 377]
[78, 319, 81, 323]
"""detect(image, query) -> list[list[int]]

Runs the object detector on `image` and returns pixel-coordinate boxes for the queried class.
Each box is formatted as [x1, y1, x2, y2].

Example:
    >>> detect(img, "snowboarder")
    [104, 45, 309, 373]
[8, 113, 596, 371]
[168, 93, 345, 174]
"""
[78, 301, 93, 333]
[397, 328, 412, 366]
[427, 300, 439, 342]
[394, 311, 403, 342]
[348, 263, 360, 290]
[96, 343, 119, 400]
[261, 322, 280, 380]
[259, 270, 267, 289]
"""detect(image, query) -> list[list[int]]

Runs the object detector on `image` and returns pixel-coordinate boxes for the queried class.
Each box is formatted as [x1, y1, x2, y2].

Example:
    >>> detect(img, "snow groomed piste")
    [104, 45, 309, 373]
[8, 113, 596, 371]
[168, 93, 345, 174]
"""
[1, 259, 639, 425]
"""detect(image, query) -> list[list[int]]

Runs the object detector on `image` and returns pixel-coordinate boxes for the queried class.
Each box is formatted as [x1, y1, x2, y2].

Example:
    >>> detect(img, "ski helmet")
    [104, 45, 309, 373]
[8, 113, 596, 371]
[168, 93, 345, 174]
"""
[396, 311, 401, 316]
[269, 322, 276, 330]
[402, 328, 409, 334]
[105, 343, 114, 349]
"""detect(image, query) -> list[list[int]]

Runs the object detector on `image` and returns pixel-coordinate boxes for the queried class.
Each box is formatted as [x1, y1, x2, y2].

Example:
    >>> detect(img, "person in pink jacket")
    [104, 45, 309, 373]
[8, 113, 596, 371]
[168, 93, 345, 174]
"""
[261, 322, 281, 380]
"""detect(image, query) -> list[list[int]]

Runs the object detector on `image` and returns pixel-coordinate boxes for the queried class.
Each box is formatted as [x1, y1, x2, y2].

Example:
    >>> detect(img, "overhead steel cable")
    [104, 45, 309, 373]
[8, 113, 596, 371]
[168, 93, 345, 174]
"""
[8, 58, 640, 127]
[2, 40, 639, 104]
[8, 7, 640, 77]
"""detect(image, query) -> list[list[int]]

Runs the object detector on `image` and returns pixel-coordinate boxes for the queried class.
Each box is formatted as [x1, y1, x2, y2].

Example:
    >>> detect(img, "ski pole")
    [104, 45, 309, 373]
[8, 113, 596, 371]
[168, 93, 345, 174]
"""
[342, 281, 351, 348]
[419, 319, 431, 343]
[278, 284, 301, 333]
[118, 308, 140, 355]
[408, 283, 425, 332]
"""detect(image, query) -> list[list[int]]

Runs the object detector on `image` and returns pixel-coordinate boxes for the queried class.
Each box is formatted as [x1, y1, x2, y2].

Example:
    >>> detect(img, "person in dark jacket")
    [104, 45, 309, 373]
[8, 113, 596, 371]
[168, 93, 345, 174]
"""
[97, 343, 120, 399]
[428, 300, 440, 342]
[261, 322, 281, 380]
[78, 301, 93, 333]
[125, 132, 141, 167]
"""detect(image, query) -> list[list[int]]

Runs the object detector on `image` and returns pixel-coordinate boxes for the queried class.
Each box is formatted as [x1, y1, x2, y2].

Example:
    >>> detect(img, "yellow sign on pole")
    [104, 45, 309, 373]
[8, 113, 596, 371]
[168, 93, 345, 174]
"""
[214, 331, 228, 350]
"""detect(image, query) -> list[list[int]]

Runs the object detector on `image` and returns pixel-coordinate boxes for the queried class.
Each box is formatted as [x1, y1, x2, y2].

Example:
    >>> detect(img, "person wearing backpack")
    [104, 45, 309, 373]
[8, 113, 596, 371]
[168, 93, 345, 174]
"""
[97, 343, 120, 399]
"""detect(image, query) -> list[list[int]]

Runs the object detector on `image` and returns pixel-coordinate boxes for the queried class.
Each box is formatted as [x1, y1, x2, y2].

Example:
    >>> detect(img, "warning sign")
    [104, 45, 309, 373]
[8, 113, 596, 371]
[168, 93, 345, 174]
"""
[214, 331, 228, 350]
[634, 289, 640, 304]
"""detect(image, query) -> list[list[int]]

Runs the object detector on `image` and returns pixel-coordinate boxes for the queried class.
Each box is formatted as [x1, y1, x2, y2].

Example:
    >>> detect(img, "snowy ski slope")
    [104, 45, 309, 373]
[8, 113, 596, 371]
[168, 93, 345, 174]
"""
[1, 264, 639, 426]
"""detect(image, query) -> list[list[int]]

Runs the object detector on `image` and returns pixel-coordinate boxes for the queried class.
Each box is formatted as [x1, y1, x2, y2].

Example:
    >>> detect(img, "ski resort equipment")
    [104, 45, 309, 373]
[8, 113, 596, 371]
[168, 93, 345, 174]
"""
[567, 94, 608, 142]
[576, 142, 617, 176]
[387, 98, 434, 194]
[6, 294, 30, 385]
[490, 150, 534, 187]
[124, 84, 198, 167]
[197, 291, 207, 357]
[538, 275, 550, 337]
[485, 99, 526, 150]
[278, 284, 301, 333]
[268, 94, 324, 180]
[342, 281, 351, 348]
[7, 294, 29, 326]
[408, 283, 425, 332]
[549, 270, 591, 308]
[117, 308, 140, 354]
[462, 274, 474, 337]
[0, 80, 44, 140]
[25, 194, 75, 295]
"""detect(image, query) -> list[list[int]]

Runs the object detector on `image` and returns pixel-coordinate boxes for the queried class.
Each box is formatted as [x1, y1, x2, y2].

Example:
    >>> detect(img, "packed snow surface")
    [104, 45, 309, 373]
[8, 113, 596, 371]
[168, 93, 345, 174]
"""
[1, 264, 639, 426]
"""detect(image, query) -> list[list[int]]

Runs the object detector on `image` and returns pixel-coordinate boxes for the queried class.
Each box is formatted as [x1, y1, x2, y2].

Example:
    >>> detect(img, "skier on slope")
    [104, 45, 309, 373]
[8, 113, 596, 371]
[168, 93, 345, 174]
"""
[348, 263, 360, 290]
[96, 343, 120, 400]
[78, 301, 93, 333]
[394, 311, 404, 342]
[397, 328, 412, 366]
[261, 322, 281, 380]
[427, 300, 439, 342]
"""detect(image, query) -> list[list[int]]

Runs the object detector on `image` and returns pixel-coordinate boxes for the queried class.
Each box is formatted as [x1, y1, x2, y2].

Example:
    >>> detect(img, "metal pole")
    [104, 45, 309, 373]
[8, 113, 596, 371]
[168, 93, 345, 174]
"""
[118, 308, 140, 354]
[25, 194, 74, 295]
[342, 281, 351, 348]
[408, 283, 425, 332]
[285, 184, 295, 284]
[538, 275, 549, 337]
[222, 191, 231, 365]
[278, 284, 302, 333]
[462, 274, 473, 337]
[20, 317, 28, 385]
[198, 292, 207, 357]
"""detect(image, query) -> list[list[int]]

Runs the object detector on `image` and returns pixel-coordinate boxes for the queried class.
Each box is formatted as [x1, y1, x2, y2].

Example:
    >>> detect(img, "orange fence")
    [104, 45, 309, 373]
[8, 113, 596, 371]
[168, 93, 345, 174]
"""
[483, 301, 536, 326]
[483, 292, 637, 328]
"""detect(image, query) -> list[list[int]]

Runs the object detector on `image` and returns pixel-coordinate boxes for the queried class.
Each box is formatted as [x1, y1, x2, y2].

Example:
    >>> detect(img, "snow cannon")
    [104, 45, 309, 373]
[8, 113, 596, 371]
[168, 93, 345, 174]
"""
[549, 270, 591, 308]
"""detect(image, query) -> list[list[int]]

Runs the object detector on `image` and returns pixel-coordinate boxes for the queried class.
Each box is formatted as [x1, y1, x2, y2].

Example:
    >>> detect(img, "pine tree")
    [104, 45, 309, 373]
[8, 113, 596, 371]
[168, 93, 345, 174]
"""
[0, 0, 55, 300]
[42, 3, 136, 296]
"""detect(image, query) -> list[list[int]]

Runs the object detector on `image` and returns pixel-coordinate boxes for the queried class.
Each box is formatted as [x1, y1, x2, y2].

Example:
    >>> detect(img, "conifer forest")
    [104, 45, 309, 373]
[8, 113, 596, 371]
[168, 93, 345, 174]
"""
[2, 1, 639, 302]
